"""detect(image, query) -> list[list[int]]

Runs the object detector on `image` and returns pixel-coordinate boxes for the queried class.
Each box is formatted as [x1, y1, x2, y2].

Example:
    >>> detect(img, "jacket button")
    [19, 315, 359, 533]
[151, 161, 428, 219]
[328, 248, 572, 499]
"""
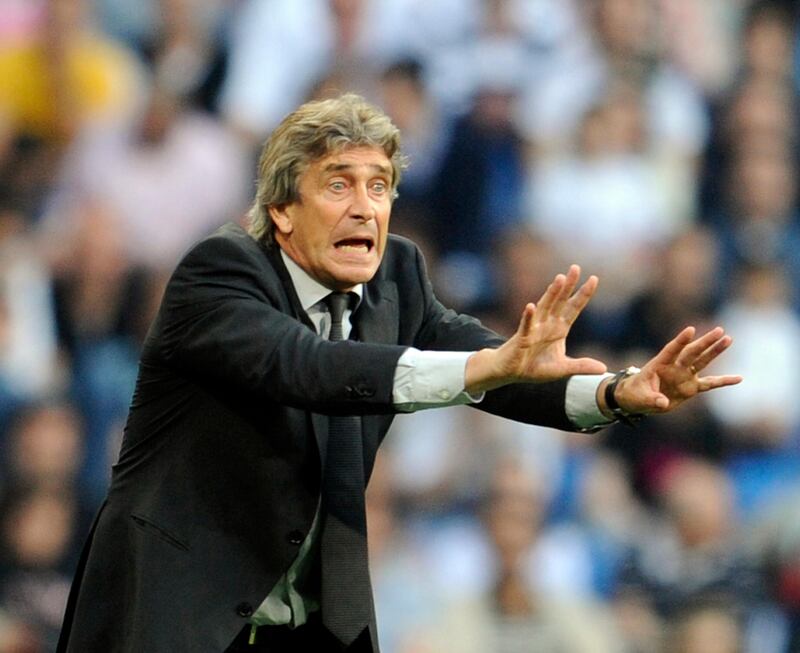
[356, 385, 375, 397]
[287, 530, 304, 545]
[235, 602, 253, 618]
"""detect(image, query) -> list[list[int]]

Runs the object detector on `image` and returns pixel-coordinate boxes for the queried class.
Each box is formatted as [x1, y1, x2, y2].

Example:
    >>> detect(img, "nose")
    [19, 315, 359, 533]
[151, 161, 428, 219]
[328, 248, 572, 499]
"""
[349, 184, 376, 221]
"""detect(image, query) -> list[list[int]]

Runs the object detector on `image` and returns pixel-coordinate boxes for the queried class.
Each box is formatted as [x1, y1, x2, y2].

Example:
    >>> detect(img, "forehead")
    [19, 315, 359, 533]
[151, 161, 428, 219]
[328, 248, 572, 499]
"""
[305, 146, 392, 179]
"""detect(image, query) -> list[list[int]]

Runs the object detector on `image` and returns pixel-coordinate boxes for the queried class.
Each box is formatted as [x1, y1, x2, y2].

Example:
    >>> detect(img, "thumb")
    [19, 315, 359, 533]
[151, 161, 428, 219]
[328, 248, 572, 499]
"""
[565, 357, 608, 376]
[652, 394, 669, 410]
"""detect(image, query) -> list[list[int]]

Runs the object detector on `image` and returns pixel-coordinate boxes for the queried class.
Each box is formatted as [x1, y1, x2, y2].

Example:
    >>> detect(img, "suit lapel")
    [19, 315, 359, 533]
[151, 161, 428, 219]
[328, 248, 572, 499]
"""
[262, 242, 400, 474]
[260, 242, 317, 332]
[352, 279, 399, 345]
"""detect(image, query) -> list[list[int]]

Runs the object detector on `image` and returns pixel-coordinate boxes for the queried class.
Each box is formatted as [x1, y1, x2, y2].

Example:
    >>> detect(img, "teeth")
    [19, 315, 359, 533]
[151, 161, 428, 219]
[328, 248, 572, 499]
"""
[338, 244, 369, 252]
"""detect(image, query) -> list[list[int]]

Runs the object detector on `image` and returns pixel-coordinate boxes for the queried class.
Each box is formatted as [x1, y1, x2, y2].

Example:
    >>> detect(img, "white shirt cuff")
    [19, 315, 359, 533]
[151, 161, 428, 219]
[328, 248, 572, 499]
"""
[566, 373, 615, 431]
[393, 349, 482, 412]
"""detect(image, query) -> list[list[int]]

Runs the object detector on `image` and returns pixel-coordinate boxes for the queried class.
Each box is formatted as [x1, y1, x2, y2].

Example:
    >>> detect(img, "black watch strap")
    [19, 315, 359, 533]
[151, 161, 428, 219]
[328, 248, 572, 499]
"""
[605, 366, 644, 426]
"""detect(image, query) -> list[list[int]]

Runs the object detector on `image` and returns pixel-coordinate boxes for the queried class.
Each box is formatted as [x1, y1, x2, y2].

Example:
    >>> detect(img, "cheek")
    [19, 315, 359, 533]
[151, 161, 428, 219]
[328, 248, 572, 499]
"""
[377, 214, 391, 245]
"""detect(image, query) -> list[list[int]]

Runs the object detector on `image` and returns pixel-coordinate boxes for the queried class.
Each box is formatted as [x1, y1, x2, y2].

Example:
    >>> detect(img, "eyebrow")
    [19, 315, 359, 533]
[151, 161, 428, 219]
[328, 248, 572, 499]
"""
[321, 163, 392, 176]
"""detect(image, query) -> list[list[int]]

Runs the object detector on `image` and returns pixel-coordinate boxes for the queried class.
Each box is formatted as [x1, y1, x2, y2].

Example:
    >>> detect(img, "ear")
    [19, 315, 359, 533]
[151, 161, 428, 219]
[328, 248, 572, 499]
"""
[269, 204, 294, 236]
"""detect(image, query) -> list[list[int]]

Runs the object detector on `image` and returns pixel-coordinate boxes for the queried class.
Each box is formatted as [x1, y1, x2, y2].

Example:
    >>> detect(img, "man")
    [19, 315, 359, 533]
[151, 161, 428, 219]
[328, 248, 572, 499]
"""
[57, 94, 740, 652]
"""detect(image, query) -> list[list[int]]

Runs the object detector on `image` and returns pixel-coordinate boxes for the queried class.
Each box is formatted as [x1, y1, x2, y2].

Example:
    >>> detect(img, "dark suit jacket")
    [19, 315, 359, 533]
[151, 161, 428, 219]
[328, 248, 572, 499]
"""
[57, 223, 574, 652]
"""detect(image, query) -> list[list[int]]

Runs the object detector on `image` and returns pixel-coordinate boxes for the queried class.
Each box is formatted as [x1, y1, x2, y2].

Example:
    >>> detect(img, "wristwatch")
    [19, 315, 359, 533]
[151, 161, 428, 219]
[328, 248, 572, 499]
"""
[604, 366, 644, 426]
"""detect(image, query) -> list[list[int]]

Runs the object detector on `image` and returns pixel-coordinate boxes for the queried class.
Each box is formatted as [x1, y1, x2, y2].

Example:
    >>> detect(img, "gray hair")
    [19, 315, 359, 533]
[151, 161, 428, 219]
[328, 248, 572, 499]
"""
[247, 93, 407, 244]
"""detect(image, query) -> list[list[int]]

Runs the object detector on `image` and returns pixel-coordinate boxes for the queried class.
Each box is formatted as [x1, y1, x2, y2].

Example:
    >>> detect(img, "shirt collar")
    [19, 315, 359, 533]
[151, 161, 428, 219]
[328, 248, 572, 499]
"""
[280, 249, 363, 313]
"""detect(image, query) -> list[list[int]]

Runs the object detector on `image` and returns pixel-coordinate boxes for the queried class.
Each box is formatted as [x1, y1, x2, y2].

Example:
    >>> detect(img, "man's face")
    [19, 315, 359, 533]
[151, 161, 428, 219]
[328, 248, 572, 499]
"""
[271, 146, 393, 291]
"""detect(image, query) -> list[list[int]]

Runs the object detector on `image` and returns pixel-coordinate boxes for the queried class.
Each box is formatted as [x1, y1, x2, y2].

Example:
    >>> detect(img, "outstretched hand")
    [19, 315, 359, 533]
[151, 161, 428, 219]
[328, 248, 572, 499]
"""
[613, 326, 743, 415]
[466, 265, 607, 394]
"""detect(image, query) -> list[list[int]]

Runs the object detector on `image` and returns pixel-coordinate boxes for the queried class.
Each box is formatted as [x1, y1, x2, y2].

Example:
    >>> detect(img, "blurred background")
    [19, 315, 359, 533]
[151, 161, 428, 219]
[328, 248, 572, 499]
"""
[0, 0, 799, 651]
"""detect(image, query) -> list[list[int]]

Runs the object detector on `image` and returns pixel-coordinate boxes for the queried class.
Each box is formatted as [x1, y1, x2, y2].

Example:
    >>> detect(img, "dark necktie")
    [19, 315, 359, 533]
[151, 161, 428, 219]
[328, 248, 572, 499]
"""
[319, 292, 372, 646]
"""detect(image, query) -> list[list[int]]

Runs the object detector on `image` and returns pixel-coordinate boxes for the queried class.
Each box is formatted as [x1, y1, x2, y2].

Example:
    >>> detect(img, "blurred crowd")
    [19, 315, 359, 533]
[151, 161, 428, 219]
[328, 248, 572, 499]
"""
[0, 0, 799, 651]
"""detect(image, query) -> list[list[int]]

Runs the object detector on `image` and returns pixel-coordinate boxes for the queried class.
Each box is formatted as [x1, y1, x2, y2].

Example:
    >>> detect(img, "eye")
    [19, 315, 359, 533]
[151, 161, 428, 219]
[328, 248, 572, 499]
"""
[329, 180, 348, 192]
[370, 180, 389, 195]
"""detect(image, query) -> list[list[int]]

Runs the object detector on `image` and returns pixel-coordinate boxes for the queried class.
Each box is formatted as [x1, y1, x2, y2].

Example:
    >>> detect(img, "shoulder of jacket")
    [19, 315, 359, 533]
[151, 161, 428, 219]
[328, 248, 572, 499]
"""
[384, 233, 424, 266]
[178, 222, 268, 268]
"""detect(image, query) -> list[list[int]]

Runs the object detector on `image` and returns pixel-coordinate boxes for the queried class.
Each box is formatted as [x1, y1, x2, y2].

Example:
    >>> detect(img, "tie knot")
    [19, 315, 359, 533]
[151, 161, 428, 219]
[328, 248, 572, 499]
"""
[325, 292, 350, 322]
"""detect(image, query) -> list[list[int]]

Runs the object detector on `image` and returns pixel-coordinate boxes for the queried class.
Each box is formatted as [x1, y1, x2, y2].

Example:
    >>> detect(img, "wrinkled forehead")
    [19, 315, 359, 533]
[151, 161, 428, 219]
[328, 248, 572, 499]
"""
[301, 146, 394, 181]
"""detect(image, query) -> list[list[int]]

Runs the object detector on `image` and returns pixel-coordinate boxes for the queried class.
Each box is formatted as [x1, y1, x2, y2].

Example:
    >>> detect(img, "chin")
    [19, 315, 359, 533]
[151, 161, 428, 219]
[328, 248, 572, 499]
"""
[330, 265, 379, 289]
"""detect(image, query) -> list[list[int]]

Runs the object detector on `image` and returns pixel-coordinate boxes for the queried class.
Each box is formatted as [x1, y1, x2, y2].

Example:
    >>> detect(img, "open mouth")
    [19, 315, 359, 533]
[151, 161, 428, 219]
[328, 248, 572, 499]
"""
[334, 237, 374, 253]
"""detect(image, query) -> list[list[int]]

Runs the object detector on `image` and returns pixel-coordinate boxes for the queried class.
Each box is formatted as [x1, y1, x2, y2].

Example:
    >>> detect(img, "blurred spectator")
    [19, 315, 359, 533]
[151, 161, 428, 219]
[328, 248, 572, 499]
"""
[377, 59, 448, 232]
[724, 78, 797, 158]
[603, 401, 728, 505]
[1, 399, 95, 559]
[711, 147, 800, 310]
[616, 458, 766, 651]
[429, 77, 527, 310]
[0, 488, 81, 651]
[749, 486, 800, 652]
[520, 0, 709, 158]
[0, 133, 63, 223]
[0, 0, 146, 144]
[482, 229, 561, 338]
[658, 0, 746, 97]
[3, 401, 83, 495]
[706, 264, 800, 449]
[422, 459, 620, 653]
[662, 600, 744, 653]
[94, 0, 230, 110]
[42, 81, 251, 271]
[368, 452, 444, 653]
[702, 264, 800, 525]
[43, 206, 156, 501]
[701, 77, 798, 219]
[740, 0, 796, 84]
[382, 407, 476, 517]
[0, 0, 45, 46]
[0, 214, 58, 409]
[410, 0, 583, 116]
[536, 451, 651, 600]
[383, 405, 565, 524]
[526, 80, 693, 319]
[615, 226, 722, 356]
[220, 0, 417, 142]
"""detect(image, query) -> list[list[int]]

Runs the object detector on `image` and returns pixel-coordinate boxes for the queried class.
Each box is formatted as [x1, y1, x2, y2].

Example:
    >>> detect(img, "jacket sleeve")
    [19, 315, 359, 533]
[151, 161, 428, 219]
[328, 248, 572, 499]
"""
[148, 232, 406, 415]
[408, 242, 574, 432]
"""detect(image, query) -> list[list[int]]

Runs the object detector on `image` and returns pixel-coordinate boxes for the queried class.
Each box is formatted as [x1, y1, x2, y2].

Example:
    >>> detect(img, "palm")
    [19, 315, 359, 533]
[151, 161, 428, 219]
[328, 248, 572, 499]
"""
[500, 265, 606, 383]
[617, 326, 743, 414]
[512, 316, 571, 381]
[651, 363, 699, 403]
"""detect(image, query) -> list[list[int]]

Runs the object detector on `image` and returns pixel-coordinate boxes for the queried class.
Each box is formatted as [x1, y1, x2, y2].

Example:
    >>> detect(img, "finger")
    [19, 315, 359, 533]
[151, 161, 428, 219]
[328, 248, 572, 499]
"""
[675, 326, 725, 369]
[651, 326, 696, 366]
[516, 303, 536, 338]
[697, 374, 743, 392]
[535, 274, 566, 317]
[688, 335, 733, 374]
[563, 356, 608, 376]
[563, 275, 598, 324]
[550, 264, 581, 316]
